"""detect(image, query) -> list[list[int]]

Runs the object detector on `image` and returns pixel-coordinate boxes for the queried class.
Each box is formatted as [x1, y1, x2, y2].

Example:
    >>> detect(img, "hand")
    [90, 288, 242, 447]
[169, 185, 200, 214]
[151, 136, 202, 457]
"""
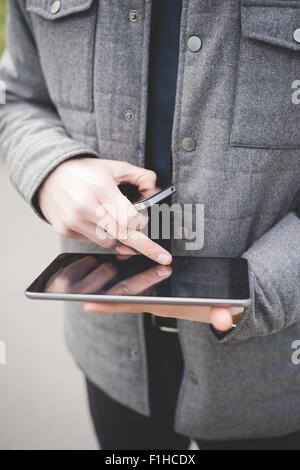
[45, 256, 118, 294]
[45, 255, 168, 296]
[83, 263, 244, 332]
[38, 158, 172, 264]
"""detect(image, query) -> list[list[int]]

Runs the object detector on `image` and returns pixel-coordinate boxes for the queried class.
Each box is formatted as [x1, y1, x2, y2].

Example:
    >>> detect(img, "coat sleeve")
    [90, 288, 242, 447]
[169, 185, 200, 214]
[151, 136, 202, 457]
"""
[0, 0, 99, 213]
[219, 211, 300, 343]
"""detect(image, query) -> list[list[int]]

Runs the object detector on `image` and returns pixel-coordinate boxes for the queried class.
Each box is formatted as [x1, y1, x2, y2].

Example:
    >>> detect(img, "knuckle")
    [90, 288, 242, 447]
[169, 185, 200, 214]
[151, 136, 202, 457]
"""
[117, 225, 128, 241]
[114, 282, 132, 296]
[146, 169, 157, 180]
[97, 239, 109, 248]
[104, 239, 116, 248]
[95, 176, 107, 192]
[63, 210, 81, 229]
[76, 198, 90, 215]
[98, 237, 116, 249]
[96, 204, 106, 219]
[120, 161, 131, 172]
[53, 223, 71, 238]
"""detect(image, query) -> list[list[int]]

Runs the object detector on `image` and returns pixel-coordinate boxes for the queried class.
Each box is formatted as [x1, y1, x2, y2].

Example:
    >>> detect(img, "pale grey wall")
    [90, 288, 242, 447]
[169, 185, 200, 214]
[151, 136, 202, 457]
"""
[0, 163, 98, 450]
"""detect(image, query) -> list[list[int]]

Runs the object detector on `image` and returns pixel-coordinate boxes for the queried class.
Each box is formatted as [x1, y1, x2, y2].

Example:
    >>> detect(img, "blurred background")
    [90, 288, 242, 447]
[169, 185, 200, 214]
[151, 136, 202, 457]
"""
[0, 0, 98, 450]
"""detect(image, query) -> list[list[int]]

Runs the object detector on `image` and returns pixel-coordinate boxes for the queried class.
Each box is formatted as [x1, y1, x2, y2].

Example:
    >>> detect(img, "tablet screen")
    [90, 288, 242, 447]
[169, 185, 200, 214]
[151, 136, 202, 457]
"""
[26, 254, 250, 302]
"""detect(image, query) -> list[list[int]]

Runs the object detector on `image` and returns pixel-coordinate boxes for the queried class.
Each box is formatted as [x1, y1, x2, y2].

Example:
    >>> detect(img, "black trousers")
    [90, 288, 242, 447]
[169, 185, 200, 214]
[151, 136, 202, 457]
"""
[86, 315, 300, 450]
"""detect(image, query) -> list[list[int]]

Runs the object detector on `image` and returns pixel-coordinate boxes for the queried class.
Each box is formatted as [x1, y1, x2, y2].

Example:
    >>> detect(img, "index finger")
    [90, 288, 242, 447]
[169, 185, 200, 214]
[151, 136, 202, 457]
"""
[123, 229, 172, 265]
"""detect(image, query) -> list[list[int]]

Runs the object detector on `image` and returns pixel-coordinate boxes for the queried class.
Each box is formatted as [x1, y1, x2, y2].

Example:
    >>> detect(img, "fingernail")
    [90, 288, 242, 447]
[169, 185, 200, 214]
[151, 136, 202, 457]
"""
[157, 266, 171, 277]
[157, 253, 172, 265]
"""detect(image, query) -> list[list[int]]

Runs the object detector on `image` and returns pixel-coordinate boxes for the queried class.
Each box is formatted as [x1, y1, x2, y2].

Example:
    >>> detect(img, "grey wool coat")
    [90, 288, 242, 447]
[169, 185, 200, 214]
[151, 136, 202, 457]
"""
[1, 0, 300, 441]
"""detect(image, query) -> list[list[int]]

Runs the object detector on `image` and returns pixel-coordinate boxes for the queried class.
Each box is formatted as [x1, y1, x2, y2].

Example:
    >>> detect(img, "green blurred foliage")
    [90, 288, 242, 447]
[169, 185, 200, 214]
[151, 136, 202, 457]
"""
[0, 0, 6, 55]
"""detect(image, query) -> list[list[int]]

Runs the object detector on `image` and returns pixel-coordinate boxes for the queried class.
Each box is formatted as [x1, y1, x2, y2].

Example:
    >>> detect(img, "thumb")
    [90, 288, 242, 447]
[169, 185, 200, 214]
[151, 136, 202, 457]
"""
[119, 163, 157, 191]
[210, 307, 233, 332]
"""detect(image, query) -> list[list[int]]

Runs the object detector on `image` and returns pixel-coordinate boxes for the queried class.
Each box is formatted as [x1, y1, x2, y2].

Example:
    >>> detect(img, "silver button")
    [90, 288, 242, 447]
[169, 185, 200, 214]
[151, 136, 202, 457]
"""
[293, 28, 300, 44]
[124, 109, 134, 121]
[129, 348, 139, 359]
[50, 0, 61, 15]
[187, 36, 202, 52]
[128, 9, 139, 23]
[181, 137, 196, 152]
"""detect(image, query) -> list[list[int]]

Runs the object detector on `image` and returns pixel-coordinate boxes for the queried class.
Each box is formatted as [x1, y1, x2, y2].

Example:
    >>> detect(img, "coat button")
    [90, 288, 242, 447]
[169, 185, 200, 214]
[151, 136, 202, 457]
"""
[187, 36, 202, 52]
[50, 0, 61, 15]
[181, 137, 196, 152]
[128, 9, 140, 23]
[129, 348, 139, 359]
[124, 109, 135, 121]
[293, 28, 300, 43]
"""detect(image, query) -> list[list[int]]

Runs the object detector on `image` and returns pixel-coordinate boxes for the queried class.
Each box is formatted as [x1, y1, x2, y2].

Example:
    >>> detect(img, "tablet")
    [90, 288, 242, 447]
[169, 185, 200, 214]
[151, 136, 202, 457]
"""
[25, 254, 251, 308]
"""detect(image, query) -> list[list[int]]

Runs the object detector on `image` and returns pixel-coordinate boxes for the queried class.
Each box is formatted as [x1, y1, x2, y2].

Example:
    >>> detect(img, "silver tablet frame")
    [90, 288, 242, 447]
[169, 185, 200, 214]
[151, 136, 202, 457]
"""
[25, 290, 251, 308]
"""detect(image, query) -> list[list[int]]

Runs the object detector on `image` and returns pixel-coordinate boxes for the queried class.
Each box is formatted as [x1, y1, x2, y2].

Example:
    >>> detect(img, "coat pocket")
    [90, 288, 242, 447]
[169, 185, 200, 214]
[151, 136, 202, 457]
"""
[230, 0, 300, 149]
[26, 0, 97, 112]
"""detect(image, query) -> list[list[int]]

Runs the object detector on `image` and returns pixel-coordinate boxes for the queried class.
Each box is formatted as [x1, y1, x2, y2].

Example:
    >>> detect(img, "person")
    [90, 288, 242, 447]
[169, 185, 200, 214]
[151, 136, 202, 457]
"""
[0, 0, 300, 450]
